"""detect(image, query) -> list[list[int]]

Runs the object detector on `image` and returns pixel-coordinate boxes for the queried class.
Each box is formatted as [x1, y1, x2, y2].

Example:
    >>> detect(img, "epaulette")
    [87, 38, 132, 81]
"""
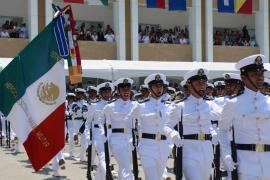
[229, 91, 244, 99]
[203, 95, 214, 101]
[108, 99, 117, 104]
[138, 98, 150, 104]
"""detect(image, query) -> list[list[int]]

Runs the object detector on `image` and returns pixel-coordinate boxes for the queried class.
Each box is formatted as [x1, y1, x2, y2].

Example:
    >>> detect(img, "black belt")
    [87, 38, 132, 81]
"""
[183, 133, 212, 141]
[112, 128, 128, 133]
[74, 117, 84, 120]
[236, 143, 270, 152]
[211, 120, 218, 125]
[142, 133, 167, 140]
[94, 124, 99, 128]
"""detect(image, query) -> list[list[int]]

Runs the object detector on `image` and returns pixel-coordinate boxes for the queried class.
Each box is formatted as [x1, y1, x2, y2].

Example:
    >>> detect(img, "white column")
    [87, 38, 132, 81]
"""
[45, 0, 53, 25]
[28, 0, 38, 40]
[130, 0, 139, 61]
[205, 0, 213, 62]
[191, 0, 202, 62]
[113, 0, 126, 60]
[260, 0, 269, 62]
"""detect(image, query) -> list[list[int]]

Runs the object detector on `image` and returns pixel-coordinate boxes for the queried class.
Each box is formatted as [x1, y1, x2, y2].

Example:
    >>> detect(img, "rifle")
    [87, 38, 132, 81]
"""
[65, 117, 69, 142]
[132, 119, 140, 180]
[79, 120, 86, 134]
[5, 119, 11, 148]
[87, 122, 93, 180]
[231, 126, 238, 180]
[213, 144, 221, 180]
[104, 123, 114, 180]
[176, 108, 183, 180]
[0, 116, 2, 146]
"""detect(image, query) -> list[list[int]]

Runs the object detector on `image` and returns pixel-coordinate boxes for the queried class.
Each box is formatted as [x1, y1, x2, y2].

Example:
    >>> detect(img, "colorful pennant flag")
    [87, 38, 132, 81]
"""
[147, 0, 165, 9]
[218, 0, 252, 14]
[64, 0, 84, 4]
[87, 0, 108, 6]
[0, 17, 66, 172]
[168, 0, 186, 11]
[235, 0, 252, 14]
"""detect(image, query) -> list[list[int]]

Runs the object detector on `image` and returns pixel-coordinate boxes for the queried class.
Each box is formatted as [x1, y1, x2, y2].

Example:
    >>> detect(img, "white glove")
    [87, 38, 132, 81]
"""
[211, 132, 219, 145]
[223, 155, 237, 172]
[170, 131, 183, 147]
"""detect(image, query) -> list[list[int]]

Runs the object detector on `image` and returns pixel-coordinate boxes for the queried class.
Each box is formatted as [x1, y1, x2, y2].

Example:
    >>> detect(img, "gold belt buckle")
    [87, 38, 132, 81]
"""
[198, 133, 205, 141]
[124, 128, 128, 134]
[256, 144, 265, 152]
[155, 133, 161, 141]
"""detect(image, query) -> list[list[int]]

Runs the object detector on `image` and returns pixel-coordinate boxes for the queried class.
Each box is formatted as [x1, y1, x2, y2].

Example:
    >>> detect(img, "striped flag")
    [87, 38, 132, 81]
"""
[235, 0, 252, 14]
[168, 0, 186, 11]
[147, 0, 165, 9]
[87, 0, 108, 6]
[0, 18, 66, 172]
[52, 4, 82, 84]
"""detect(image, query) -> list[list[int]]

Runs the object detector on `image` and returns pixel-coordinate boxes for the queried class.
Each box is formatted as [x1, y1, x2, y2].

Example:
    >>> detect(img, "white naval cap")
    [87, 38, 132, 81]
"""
[66, 92, 76, 97]
[184, 67, 209, 83]
[75, 88, 86, 93]
[144, 73, 166, 85]
[167, 87, 176, 93]
[140, 84, 149, 90]
[113, 78, 133, 87]
[180, 79, 186, 87]
[235, 54, 266, 73]
[223, 73, 241, 84]
[87, 85, 98, 92]
[264, 78, 270, 85]
[97, 82, 114, 92]
[207, 83, 214, 88]
[214, 81, 225, 87]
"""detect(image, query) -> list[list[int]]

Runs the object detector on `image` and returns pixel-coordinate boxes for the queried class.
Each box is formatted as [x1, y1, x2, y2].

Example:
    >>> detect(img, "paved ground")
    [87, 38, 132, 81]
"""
[0, 141, 176, 180]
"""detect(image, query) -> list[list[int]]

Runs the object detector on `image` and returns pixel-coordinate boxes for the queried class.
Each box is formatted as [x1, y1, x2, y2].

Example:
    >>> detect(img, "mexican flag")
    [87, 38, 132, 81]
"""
[87, 0, 108, 6]
[0, 18, 66, 172]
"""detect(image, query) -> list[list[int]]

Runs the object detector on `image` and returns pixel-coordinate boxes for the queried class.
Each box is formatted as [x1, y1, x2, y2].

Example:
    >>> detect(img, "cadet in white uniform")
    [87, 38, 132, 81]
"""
[87, 82, 114, 180]
[219, 54, 270, 180]
[164, 68, 221, 180]
[214, 81, 226, 107]
[127, 73, 172, 180]
[103, 78, 136, 180]
[71, 88, 88, 161]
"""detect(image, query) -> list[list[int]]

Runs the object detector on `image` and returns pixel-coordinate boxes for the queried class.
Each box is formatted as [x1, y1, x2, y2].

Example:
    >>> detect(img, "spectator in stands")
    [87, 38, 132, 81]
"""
[214, 30, 223, 45]
[1, 28, 10, 38]
[104, 29, 115, 42]
[19, 23, 27, 38]
[178, 33, 188, 45]
[85, 30, 92, 41]
[91, 30, 98, 41]
[142, 32, 150, 43]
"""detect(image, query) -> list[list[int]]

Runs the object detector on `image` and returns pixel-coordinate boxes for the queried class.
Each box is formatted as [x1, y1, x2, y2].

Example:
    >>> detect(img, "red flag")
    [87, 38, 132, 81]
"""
[64, 0, 84, 4]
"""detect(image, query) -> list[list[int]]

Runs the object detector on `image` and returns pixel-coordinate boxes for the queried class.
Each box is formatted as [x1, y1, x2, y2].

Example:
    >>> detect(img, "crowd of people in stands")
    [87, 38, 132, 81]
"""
[138, 25, 190, 45]
[0, 20, 27, 38]
[214, 25, 257, 47]
[76, 23, 115, 42]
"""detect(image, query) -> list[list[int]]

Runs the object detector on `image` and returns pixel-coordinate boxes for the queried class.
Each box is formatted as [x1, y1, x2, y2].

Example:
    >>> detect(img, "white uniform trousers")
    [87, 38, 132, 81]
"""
[110, 134, 134, 180]
[183, 140, 213, 180]
[93, 128, 106, 180]
[52, 150, 64, 174]
[139, 139, 172, 180]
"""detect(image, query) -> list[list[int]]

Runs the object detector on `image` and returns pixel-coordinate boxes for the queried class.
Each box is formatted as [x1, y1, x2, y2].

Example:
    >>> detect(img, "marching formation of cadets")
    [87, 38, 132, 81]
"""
[1, 54, 270, 180]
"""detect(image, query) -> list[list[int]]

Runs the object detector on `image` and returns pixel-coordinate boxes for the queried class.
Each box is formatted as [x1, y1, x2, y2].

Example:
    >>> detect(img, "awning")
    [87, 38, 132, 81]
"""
[1, 58, 270, 80]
